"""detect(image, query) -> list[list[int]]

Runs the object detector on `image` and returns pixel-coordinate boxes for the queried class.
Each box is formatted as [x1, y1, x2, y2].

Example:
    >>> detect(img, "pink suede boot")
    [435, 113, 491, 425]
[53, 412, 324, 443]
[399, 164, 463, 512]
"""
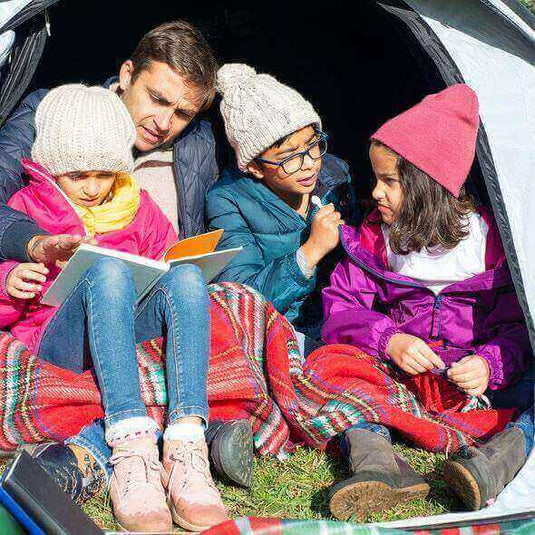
[163, 438, 229, 531]
[109, 437, 172, 532]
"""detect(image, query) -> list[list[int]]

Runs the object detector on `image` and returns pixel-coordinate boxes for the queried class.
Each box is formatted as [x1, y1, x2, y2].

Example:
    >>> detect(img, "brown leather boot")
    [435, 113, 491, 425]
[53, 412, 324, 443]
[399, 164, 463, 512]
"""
[329, 429, 430, 520]
[444, 427, 527, 510]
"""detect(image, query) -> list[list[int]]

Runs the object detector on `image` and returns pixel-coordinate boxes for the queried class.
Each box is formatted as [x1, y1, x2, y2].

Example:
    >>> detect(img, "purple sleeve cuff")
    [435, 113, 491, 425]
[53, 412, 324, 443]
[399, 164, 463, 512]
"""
[378, 326, 400, 361]
[476, 347, 503, 389]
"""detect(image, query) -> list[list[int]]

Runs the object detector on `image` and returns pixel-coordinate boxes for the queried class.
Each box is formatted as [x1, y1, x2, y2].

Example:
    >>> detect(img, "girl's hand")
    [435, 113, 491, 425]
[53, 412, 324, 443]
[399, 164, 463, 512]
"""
[447, 355, 490, 396]
[5, 263, 49, 300]
[387, 333, 445, 375]
[301, 204, 345, 267]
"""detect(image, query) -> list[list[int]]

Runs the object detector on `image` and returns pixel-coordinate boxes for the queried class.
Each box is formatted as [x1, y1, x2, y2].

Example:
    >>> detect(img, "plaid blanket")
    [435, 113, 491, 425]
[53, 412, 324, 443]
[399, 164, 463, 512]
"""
[0, 282, 513, 455]
[201, 517, 535, 535]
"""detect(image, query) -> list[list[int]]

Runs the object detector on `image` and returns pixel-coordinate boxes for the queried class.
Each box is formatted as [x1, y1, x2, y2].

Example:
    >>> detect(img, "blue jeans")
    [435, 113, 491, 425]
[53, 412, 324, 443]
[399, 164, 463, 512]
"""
[506, 407, 534, 456]
[38, 257, 211, 475]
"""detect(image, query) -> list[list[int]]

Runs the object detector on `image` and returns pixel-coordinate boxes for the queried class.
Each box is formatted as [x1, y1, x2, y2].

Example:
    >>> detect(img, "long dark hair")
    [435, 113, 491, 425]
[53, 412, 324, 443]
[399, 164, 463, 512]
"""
[383, 147, 475, 255]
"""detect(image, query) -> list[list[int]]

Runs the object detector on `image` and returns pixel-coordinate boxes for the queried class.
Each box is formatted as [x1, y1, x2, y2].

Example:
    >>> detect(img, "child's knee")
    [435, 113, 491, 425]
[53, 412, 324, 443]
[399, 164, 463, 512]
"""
[165, 264, 207, 299]
[86, 257, 134, 294]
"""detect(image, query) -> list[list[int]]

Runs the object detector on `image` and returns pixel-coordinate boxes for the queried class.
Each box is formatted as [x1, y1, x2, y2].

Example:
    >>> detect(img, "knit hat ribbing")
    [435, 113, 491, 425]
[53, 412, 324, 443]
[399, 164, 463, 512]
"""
[217, 64, 321, 171]
[32, 84, 136, 176]
[371, 84, 480, 198]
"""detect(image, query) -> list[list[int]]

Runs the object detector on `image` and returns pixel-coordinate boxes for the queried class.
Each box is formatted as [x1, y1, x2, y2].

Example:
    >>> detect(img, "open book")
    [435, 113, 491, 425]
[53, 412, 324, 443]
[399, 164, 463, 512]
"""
[41, 229, 241, 307]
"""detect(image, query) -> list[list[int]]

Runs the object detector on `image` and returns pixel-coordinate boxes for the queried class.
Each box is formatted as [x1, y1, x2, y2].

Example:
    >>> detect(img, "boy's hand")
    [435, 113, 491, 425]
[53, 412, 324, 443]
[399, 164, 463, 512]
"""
[27, 234, 85, 265]
[301, 204, 344, 267]
[447, 355, 490, 396]
[387, 333, 445, 375]
[6, 263, 49, 299]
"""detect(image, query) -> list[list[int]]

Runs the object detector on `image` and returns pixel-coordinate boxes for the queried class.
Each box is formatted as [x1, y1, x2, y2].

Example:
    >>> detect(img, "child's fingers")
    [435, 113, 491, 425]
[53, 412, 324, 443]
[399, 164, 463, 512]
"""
[316, 204, 335, 217]
[420, 345, 445, 369]
[9, 287, 35, 300]
[407, 354, 429, 374]
[402, 362, 421, 376]
[14, 279, 42, 293]
[448, 368, 480, 382]
[20, 269, 47, 283]
[412, 349, 436, 371]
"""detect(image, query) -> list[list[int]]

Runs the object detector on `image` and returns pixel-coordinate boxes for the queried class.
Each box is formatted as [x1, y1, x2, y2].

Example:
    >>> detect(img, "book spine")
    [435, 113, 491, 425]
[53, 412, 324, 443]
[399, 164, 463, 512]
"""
[3, 480, 67, 535]
[0, 488, 45, 535]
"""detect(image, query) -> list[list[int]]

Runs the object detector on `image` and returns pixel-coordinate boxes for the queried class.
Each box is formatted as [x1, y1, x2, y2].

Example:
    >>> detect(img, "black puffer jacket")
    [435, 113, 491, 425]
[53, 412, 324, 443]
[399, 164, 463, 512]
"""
[0, 85, 218, 261]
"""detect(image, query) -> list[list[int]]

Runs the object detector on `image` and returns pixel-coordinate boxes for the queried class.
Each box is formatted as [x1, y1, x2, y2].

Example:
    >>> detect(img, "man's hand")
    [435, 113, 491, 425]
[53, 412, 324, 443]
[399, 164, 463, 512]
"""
[6, 263, 49, 299]
[300, 204, 344, 268]
[387, 333, 445, 375]
[447, 355, 490, 396]
[27, 234, 88, 266]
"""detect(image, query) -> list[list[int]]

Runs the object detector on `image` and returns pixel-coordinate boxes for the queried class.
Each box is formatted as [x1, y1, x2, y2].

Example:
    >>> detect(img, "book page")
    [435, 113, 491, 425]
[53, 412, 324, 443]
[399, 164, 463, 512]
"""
[167, 247, 242, 283]
[41, 245, 167, 307]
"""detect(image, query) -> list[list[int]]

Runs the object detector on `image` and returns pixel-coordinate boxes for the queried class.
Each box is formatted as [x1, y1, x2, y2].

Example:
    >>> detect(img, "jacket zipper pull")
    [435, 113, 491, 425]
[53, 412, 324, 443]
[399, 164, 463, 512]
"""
[430, 295, 443, 339]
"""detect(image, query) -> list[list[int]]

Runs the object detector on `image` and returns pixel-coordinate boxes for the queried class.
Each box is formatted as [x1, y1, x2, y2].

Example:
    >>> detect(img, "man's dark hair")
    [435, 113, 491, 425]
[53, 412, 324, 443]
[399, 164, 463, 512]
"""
[375, 141, 475, 255]
[130, 20, 218, 111]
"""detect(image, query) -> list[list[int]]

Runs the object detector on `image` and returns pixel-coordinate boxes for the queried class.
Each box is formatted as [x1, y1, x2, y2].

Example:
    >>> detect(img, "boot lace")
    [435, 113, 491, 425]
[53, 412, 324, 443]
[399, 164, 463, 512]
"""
[168, 441, 220, 503]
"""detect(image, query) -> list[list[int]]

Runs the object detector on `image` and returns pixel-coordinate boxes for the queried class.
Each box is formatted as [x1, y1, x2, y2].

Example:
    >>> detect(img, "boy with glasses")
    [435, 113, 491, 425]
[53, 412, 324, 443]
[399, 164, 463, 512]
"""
[207, 64, 358, 343]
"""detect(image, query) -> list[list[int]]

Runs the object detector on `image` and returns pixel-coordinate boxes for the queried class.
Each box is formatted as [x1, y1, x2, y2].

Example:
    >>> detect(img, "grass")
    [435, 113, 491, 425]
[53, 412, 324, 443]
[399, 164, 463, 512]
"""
[519, 0, 534, 12]
[75, 443, 465, 531]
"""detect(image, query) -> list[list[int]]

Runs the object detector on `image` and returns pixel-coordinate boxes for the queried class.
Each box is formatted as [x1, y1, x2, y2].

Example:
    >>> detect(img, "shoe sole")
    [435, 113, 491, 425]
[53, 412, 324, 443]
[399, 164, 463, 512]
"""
[329, 480, 430, 520]
[443, 460, 482, 511]
[115, 520, 174, 533]
[213, 420, 254, 488]
[168, 502, 215, 533]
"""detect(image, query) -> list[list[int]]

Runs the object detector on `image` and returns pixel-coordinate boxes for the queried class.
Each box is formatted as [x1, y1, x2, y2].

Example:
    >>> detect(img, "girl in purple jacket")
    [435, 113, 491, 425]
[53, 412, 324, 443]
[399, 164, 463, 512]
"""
[323, 85, 533, 518]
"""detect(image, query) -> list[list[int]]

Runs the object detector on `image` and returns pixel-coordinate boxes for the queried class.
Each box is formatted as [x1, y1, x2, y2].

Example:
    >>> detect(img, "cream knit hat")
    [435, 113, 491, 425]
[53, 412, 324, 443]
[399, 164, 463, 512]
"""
[32, 84, 136, 176]
[217, 64, 321, 171]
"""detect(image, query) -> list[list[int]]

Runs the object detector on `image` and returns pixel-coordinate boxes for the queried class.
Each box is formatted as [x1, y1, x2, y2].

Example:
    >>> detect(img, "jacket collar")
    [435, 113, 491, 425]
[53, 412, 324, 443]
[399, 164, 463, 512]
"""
[340, 207, 511, 293]
[223, 165, 334, 224]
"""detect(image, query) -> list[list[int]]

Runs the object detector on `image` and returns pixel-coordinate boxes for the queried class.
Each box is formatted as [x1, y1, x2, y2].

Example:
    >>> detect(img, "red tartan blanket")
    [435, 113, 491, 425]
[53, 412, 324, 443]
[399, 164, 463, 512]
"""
[0, 283, 514, 456]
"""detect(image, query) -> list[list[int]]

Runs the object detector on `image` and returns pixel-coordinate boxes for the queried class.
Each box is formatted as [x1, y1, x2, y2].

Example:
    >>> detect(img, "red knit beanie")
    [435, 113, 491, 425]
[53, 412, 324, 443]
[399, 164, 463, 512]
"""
[371, 84, 480, 198]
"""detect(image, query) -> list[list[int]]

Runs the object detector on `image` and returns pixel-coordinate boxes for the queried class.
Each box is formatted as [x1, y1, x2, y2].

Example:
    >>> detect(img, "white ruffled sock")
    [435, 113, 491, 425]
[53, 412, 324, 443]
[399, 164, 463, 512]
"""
[163, 421, 205, 442]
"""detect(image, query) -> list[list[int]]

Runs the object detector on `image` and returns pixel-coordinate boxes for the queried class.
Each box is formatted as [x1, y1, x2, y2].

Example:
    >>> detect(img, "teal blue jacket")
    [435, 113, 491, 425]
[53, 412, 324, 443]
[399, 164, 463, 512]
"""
[206, 154, 358, 333]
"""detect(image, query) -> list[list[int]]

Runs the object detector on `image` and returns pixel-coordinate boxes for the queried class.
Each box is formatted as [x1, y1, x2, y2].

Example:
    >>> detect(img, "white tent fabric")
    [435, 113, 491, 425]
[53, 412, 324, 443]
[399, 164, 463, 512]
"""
[0, 0, 34, 25]
[373, 0, 535, 528]
[0, 31, 15, 70]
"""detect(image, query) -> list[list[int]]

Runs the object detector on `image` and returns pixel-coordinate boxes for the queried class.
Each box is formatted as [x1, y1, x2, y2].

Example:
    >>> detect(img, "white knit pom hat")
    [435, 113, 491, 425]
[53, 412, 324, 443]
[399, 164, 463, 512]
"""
[217, 64, 321, 171]
[32, 84, 136, 176]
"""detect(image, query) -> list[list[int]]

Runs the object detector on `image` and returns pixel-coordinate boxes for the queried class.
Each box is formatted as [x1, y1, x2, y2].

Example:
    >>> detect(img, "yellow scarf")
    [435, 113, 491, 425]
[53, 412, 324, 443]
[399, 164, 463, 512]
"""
[73, 173, 140, 236]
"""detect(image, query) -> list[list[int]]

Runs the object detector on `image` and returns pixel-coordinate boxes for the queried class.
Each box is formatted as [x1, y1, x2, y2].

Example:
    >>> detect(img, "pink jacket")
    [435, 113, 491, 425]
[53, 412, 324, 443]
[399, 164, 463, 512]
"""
[0, 160, 177, 352]
[322, 208, 531, 390]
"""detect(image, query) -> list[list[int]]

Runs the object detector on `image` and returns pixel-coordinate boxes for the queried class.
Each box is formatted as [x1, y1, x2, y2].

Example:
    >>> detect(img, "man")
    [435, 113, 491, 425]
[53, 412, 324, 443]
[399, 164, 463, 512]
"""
[0, 20, 252, 502]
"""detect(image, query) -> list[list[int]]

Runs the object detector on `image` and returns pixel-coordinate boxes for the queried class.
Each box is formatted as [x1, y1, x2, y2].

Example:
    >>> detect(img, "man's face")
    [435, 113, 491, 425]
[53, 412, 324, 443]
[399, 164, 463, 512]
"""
[247, 126, 323, 199]
[119, 60, 205, 152]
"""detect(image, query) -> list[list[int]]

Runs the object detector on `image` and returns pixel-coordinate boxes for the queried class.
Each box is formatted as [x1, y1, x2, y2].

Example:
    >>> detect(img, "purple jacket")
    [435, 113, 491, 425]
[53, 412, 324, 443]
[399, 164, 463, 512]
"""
[322, 209, 531, 390]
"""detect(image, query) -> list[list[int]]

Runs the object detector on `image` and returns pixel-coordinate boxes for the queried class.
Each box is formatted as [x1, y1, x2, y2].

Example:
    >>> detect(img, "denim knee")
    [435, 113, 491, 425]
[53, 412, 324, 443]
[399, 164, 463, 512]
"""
[161, 264, 208, 302]
[85, 257, 136, 301]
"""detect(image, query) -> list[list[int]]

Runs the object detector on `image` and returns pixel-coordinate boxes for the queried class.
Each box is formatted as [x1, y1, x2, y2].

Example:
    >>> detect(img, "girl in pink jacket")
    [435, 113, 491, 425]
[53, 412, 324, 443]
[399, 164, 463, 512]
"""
[323, 85, 533, 519]
[0, 85, 228, 533]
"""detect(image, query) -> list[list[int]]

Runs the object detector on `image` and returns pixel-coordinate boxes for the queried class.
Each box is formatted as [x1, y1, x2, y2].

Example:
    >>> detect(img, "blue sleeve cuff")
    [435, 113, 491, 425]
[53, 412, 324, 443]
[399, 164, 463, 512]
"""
[0, 220, 46, 262]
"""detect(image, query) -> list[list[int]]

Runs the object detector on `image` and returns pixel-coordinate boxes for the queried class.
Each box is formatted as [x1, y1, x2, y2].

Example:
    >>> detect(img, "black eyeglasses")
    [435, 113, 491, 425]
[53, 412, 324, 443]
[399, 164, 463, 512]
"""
[256, 132, 329, 176]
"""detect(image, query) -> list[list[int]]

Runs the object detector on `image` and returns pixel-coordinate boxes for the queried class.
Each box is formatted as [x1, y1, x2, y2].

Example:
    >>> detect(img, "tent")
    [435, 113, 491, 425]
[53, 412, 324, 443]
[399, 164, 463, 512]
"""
[2, 0, 535, 532]
[0, 0, 58, 125]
